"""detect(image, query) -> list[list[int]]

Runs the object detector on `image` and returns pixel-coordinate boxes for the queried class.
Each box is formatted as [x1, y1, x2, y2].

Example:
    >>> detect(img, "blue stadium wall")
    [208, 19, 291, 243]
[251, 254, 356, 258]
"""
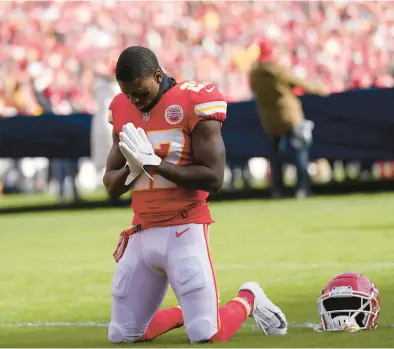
[1, 87, 394, 161]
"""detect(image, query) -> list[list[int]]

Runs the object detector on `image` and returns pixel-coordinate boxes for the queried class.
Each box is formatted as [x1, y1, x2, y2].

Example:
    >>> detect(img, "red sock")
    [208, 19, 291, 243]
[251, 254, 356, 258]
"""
[210, 297, 252, 343]
[238, 290, 255, 310]
[139, 307, 183, 341]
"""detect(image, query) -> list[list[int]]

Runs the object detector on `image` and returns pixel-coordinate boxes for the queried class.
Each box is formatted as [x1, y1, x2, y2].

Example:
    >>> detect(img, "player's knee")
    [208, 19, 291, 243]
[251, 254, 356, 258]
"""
[186, 317, 215, 343]
[108, 322, 141, 344]
[108, 322, 125, 343]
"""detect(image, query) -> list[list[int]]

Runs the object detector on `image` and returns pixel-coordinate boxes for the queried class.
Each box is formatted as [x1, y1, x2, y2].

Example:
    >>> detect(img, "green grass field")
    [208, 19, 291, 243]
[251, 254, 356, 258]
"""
[1, 193, 394, 347]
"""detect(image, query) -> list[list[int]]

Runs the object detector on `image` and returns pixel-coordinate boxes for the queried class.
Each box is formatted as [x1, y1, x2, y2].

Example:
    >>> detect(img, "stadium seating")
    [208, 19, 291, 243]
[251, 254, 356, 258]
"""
[0, 1, 394, 116]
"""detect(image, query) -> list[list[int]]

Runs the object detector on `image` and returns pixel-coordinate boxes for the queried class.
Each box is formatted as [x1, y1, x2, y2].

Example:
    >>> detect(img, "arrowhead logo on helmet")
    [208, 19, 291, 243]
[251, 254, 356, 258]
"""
[317, 272, 380, 332]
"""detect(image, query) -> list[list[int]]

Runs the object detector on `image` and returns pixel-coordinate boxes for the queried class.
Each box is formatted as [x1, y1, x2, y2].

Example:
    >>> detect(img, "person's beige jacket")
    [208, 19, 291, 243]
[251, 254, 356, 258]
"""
[250, 61, 329, 134]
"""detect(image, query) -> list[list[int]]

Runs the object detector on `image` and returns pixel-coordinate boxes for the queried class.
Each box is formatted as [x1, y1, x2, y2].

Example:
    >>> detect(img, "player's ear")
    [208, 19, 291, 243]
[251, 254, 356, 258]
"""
[154, 69, 162, 84]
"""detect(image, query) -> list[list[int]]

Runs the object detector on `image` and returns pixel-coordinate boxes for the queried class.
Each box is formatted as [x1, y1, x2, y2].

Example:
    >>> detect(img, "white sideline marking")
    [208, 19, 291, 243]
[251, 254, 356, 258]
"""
[0, 321, 318, 330]
[1, 321, 393, 332]
[0, 321, 109, 328]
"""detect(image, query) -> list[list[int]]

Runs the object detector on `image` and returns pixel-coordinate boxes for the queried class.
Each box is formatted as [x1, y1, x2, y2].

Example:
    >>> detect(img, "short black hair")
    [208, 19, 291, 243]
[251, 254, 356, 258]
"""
[115, 46, 160, 82]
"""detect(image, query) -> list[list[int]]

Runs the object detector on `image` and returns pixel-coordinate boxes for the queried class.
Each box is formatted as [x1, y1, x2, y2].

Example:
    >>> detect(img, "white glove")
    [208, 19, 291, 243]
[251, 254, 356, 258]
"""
[118, 131, 143, 186]
[123, 157, 143, 186]
[119, 123, 162, 180]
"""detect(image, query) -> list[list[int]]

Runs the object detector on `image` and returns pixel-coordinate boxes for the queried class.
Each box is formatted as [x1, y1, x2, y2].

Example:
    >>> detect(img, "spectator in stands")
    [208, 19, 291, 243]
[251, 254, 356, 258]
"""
[249, 40, 329, 198]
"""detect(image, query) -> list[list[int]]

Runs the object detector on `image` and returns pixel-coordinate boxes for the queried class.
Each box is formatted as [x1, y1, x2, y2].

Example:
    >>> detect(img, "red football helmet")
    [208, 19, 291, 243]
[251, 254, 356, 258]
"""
[318, 272, 380, 331]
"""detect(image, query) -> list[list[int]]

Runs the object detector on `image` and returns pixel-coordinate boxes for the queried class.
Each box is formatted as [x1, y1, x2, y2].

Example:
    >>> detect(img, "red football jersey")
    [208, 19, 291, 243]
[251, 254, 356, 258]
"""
[108, 81, 227, 229]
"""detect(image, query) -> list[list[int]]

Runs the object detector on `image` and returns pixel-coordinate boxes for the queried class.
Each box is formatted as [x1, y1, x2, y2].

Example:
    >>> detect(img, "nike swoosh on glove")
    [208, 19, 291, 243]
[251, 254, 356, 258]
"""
[119, 123, 161, 180]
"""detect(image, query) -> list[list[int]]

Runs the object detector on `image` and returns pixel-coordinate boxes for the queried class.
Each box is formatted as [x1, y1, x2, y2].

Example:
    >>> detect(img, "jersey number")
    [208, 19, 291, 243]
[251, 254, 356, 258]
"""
[133, 129, 185, 191]
[180, 81, 209, 93]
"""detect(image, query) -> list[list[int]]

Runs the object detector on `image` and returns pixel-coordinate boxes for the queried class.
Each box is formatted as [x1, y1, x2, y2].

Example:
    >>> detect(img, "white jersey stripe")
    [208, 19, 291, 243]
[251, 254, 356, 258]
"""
[194, 100, 227, 110]
[195, 107, 227, 117]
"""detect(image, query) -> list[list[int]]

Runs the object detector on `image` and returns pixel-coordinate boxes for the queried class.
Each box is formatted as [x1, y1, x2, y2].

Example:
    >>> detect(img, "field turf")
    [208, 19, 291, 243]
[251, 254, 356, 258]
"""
[1, 193, 394, 347]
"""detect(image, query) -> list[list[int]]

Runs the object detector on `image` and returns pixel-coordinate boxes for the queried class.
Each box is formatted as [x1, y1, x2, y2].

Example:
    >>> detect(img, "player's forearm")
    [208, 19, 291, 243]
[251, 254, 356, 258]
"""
[103, 167, 132, 198]
[148, 161, 223, 193]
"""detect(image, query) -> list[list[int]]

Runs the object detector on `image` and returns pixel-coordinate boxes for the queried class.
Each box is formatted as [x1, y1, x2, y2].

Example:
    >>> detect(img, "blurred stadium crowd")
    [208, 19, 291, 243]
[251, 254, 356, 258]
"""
[1, 1, 394, 201]
[1, 0, 394, 117]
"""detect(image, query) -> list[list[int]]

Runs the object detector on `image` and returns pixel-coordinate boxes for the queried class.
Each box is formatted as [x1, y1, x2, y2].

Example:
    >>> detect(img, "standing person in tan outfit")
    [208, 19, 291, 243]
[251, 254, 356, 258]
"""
[249, 41, 329, 198]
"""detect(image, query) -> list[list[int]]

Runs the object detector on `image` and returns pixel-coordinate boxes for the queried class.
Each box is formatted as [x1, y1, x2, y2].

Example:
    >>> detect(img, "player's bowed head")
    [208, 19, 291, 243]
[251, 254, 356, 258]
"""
[115, 46, 163, 112]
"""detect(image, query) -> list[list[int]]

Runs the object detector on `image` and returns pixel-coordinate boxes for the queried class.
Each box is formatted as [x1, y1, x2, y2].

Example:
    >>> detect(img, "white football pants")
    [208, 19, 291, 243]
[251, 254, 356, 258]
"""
[108, 223, 220, 343]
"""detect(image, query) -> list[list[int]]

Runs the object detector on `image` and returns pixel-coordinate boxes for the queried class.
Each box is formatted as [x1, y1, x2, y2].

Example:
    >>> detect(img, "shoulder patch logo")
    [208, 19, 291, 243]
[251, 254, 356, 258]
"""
[165, 105, 184, 125]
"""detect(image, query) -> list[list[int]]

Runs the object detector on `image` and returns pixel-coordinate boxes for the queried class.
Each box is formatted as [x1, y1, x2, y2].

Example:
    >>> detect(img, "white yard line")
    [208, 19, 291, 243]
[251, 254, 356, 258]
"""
[0, 321, 317, 330]
[1, 321, 392, 333]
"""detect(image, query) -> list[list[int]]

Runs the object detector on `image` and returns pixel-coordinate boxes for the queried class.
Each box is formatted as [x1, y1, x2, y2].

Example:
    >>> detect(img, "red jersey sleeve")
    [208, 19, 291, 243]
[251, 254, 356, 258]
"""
[108, 94, 121, 125]
[187, 83, 227, 132]
[108, 93, 129, 134]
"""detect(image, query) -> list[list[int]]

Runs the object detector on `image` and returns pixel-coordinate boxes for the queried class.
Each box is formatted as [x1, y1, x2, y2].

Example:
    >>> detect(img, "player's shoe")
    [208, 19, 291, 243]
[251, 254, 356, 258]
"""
[239, 282, 287, 335]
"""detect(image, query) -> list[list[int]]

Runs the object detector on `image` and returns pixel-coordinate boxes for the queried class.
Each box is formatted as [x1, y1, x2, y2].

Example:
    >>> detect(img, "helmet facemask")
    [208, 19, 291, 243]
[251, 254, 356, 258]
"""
[318, 286, 379, 331]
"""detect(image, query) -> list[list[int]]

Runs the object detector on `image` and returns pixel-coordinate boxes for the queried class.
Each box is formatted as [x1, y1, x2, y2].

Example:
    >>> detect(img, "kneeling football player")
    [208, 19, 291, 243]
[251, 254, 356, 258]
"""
[103, 46, 287, 343]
